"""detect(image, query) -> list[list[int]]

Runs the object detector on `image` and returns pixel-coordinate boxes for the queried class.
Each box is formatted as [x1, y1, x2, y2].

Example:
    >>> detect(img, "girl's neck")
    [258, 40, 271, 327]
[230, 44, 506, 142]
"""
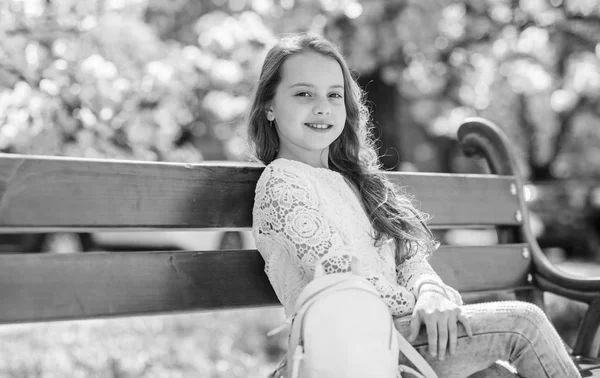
[277, 150, 329, 169]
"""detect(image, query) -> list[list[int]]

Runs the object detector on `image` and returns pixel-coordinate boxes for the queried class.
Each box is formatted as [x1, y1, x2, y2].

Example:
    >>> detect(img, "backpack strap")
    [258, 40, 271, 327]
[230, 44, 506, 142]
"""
[396, 330, 438, 378]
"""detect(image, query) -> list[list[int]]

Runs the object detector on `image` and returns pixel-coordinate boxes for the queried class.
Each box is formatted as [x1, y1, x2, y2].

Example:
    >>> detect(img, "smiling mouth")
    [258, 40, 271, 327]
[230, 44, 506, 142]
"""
[304, 123, 333, 130]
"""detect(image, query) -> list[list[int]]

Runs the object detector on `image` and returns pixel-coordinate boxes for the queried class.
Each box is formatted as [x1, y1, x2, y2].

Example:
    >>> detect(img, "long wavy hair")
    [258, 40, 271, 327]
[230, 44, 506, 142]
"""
[248, 33, 438, 264]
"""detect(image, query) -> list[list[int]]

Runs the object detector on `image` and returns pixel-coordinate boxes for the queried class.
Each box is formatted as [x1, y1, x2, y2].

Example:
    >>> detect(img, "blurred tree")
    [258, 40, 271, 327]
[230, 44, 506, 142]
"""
[0, 0, 275, 161]
[1, 0, 599, 176]
[312, 0, 600, 258]
[319, 0, 600, 180]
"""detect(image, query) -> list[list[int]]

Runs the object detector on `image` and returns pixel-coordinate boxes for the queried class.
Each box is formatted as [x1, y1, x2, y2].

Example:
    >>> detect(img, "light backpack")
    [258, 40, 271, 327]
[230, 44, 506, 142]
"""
[269, 257, 438, 378]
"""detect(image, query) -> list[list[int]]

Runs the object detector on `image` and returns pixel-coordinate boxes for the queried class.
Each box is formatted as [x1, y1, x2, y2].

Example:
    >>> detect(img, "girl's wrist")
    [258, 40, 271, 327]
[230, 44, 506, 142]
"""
[419, 283, 448, 298]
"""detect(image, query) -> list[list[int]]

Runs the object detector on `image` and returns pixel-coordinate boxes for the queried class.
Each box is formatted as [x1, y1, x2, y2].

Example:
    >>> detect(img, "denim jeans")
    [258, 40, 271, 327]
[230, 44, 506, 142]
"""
[393, 301, 581, 378]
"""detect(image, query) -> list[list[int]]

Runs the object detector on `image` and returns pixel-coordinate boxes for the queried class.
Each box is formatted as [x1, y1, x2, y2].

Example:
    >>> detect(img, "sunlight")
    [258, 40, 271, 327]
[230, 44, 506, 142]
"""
[345, 2, 362, 19]
[20, 0, 44, 18]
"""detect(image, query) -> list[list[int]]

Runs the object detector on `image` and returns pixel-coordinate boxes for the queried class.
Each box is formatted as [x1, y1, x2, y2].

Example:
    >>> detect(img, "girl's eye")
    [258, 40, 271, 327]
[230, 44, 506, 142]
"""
[295, 92, 311, 97]
[329, 93, 343, 99]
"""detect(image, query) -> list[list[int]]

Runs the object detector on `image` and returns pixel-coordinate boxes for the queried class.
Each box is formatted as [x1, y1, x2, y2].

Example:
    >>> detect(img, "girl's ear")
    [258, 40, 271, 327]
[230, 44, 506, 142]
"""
[266, 106, 274, 121]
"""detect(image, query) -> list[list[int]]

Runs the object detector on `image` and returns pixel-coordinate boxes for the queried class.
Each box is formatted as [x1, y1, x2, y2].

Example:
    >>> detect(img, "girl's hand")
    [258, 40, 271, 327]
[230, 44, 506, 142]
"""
[408, 285, 473, 360]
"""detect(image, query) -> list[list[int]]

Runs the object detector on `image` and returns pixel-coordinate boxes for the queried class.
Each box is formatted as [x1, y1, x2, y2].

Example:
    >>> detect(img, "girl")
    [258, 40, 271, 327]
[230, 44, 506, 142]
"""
[249, 32, 580, 378]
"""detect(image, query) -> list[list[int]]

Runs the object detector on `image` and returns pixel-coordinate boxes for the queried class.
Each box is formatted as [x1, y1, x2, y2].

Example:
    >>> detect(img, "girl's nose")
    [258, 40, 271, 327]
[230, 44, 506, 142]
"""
[313, 101, 331, 115]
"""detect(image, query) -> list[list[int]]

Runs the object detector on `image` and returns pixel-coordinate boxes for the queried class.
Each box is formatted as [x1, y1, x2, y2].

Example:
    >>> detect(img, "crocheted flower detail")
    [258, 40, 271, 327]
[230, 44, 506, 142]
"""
[285, 206, 329, 247]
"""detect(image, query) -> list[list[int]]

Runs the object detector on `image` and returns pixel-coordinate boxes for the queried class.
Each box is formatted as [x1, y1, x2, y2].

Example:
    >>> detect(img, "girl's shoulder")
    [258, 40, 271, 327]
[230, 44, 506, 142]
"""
[261, 158, 327, 179]
[257, 158, 341, 192]
[258, 158, 313, 186]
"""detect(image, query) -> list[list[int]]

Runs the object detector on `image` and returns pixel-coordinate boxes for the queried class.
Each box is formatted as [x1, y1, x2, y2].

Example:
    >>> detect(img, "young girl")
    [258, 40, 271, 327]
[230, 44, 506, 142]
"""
[249, 32, 581, 378]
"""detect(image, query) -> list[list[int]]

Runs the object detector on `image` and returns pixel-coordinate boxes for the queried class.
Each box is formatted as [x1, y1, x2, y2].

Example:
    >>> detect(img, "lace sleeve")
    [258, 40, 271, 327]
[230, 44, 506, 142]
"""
[253, 165, 350, 274]
[254, 165, 416, 316]
[396, 251, 463, 306]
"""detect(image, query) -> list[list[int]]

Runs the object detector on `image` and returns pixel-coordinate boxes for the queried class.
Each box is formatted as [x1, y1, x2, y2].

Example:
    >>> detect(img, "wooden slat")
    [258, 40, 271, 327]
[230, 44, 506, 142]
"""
[430, 244, 531, 293]
[0, 250, 278, 324]
[0, 244, 530, 324]
[387, 173, 520, 227]
[0, 154, 520, 230]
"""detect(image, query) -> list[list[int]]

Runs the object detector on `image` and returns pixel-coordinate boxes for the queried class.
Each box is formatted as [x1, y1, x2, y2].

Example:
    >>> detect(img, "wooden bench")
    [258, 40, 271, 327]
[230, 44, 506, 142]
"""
[0, 117, 598, 376]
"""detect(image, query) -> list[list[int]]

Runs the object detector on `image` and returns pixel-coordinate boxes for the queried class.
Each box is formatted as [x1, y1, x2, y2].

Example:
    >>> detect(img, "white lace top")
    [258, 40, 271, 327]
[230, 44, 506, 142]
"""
[252, 158, 462, 317]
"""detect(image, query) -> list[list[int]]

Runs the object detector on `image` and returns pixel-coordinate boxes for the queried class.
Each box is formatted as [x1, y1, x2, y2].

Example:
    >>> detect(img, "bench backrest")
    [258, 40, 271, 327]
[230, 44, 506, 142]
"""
[0, 122, 536, 324]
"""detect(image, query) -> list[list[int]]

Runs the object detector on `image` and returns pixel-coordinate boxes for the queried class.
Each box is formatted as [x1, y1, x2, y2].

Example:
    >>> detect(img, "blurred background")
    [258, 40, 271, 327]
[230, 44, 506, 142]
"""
[0, 0, 599, 376]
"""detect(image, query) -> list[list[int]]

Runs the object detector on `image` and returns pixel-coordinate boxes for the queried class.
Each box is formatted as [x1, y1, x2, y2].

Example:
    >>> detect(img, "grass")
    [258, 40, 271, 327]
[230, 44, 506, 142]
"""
[0, 307, 287, 378]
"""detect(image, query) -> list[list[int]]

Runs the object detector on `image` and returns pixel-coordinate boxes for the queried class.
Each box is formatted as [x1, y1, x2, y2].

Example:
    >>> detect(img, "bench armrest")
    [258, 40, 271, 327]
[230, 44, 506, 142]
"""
[457, 118, 600, 299]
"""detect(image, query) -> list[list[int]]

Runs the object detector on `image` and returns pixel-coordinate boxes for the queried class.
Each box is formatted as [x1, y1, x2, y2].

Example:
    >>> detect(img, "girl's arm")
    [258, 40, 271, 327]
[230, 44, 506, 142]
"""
[254, 165, 417, 317]
[396, 252, 463, 305]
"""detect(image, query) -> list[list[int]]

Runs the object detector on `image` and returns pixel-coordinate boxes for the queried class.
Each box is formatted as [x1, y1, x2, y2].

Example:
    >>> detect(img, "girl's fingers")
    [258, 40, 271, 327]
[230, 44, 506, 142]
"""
[424, 316, 438, 357]
[408, 314, 421, 342]
[437, 317, 448, 360]
[447, 315, 458, 356]
[458, 313, 473, 337]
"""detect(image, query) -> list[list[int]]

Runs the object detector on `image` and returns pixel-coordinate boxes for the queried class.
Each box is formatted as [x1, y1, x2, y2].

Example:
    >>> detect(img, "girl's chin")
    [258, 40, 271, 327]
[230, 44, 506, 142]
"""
[304, 143, 338, 152]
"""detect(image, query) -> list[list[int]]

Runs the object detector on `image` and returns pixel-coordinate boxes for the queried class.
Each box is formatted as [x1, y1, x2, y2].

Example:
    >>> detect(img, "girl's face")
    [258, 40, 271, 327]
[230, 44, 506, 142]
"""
[268, 51, 346, 167]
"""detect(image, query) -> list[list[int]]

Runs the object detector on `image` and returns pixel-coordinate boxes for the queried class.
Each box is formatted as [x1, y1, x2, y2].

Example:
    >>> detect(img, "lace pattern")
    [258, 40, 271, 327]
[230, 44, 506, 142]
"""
[252, 158, 462, 317]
